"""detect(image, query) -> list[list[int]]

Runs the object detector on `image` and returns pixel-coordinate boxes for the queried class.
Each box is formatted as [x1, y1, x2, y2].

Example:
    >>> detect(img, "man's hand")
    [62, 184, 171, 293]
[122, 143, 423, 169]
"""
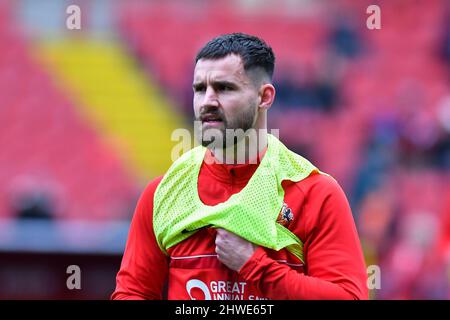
[215, 228, 257, 271]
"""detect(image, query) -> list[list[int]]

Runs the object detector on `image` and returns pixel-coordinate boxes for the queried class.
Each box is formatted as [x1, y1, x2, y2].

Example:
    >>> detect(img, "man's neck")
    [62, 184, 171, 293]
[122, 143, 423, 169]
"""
[207, 131, 268, 165]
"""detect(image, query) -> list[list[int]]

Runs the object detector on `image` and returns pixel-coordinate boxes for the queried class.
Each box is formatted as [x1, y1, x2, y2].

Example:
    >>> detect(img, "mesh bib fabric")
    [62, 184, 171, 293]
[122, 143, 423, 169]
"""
[153, 134, 320, 263]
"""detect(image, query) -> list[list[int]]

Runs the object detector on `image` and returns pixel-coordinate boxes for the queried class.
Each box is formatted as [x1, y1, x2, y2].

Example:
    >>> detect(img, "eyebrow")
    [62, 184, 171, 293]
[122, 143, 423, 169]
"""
[192, 80, 239, 89]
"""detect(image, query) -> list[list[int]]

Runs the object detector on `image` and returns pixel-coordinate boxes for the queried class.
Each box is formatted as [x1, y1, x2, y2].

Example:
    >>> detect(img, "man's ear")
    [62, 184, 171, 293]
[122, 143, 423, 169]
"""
[258, 83, 276, 111]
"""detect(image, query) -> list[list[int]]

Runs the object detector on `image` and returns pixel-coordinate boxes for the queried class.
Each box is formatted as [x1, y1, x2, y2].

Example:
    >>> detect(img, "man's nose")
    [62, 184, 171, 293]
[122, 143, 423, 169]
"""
[202, 86, 219, 108]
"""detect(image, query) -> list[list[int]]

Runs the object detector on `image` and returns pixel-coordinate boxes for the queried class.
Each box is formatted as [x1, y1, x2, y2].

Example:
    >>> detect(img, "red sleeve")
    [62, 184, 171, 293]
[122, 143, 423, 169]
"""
[111, 176, 169, 300]
[238, 174, 368, 300]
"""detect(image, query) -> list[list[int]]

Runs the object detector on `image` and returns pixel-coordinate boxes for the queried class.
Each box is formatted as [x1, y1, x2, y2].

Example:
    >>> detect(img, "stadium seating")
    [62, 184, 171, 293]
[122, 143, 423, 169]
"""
[0, 7, 138, 220]
[0, 0, 448, 298]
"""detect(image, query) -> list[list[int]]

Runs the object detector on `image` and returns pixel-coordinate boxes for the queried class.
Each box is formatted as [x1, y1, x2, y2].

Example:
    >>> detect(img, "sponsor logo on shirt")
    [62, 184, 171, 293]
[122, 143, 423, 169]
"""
[186, 279, 267, 300]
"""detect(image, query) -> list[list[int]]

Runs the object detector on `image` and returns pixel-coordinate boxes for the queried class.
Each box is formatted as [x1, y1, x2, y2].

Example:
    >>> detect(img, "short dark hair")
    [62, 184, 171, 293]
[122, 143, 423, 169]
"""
[195, 33, 275, 80]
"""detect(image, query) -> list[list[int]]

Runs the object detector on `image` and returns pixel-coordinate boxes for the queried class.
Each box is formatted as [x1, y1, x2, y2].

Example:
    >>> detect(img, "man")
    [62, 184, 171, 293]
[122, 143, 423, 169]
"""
[112, 33, 368, 300]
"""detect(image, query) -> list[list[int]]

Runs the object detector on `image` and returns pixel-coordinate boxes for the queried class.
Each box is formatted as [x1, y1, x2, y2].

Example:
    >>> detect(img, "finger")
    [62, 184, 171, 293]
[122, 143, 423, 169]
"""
[216, 228, 233, 237]
[215, 247, 225, 263]
[216, 252, 229, 267]
[216, 228, 226, 237]
[215, 230, 230, 247]
[215, 234, 224, 247]
[216, 253, 225, 265]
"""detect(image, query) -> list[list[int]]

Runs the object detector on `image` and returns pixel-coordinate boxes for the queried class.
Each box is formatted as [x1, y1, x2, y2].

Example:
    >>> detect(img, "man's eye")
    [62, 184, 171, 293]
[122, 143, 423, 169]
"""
[194, 86, 205, 92]
[219, 85, 233, 91]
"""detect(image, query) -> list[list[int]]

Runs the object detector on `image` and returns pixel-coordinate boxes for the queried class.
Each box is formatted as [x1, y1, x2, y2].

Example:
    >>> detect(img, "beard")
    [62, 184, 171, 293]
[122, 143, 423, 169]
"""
[195, 104, 257, 149]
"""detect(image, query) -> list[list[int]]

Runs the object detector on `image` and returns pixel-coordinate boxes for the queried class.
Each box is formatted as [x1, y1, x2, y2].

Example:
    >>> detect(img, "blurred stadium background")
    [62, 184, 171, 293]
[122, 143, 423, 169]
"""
[0, 0, 448, 299]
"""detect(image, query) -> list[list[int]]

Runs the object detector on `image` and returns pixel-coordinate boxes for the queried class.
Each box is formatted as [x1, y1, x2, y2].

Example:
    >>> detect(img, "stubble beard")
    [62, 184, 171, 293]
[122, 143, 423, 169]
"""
[196, 106, 257, 150]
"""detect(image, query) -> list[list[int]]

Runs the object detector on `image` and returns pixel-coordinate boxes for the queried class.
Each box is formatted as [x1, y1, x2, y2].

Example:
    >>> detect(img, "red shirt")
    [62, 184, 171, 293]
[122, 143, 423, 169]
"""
[112, 151, 368, 300]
